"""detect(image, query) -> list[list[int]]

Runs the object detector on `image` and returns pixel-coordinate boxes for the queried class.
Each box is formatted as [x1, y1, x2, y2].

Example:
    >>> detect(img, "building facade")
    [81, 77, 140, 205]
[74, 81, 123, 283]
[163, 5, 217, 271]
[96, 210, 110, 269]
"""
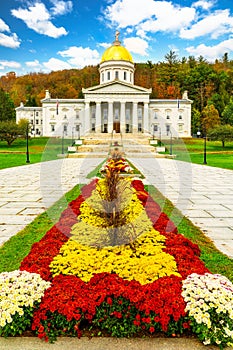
[16, 33, 192, 139]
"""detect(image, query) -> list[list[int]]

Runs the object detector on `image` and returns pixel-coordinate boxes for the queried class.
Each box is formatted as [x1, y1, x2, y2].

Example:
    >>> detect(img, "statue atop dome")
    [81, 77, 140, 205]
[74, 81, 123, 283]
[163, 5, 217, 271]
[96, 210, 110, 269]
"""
[115, 30, 120, 41]
[113, 30, 121, 46]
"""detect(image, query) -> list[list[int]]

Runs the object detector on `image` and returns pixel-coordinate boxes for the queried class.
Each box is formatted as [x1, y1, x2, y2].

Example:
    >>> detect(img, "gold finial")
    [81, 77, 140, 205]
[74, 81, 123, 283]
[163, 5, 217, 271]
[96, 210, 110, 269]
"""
[115, 30, 120, 41]
[113, 30, 121, 46]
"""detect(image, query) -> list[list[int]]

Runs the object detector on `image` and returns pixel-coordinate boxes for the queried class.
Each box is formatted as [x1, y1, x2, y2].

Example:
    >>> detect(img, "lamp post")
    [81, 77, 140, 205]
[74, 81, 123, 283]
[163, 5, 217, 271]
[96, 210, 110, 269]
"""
[170, 130, 173, 155]
[61, 129, 65, 155]
[26, 122, 30, 163]
[203, 132, 207, 164]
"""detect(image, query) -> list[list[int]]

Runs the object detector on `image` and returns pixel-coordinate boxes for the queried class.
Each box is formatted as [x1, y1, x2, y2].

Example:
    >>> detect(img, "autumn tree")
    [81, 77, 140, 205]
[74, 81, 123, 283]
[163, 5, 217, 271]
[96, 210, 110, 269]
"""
[201, 104, 221, 133]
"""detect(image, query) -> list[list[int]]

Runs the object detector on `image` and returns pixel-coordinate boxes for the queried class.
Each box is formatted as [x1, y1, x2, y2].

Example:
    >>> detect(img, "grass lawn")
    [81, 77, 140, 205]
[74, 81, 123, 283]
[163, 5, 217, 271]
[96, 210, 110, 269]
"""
[162, 138, 233, 170]
[0, 137, 73, 169]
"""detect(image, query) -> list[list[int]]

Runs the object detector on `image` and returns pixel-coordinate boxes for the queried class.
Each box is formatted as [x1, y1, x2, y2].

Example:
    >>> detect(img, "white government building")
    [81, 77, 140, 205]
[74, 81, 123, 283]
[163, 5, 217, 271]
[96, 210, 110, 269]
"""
[16, 32, 192, 139]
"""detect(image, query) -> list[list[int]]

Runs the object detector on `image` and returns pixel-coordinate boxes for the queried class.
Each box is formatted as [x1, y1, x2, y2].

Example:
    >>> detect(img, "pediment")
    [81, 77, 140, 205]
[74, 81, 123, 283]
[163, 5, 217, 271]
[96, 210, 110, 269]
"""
[82, 81, 151, 95]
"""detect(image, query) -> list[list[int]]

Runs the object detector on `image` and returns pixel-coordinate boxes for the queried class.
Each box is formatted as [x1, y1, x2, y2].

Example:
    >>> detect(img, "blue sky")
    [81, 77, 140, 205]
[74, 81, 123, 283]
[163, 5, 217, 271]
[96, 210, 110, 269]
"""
[1, 0, 233, 76]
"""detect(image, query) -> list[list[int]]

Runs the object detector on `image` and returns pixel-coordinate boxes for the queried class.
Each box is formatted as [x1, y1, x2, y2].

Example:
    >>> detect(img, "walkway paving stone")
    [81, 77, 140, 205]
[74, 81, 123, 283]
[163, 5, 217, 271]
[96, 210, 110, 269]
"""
[131, 157, 233, 258]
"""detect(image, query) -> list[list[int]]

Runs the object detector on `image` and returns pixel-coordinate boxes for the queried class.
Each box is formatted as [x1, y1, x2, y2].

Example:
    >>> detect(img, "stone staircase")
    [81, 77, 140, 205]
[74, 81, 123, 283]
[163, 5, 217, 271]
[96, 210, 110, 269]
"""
[67, 132, 169, 158]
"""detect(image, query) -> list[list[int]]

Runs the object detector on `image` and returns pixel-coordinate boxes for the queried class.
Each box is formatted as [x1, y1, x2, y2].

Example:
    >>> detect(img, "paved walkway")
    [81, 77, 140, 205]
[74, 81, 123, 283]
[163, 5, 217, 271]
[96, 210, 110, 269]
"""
[0, 336, 222, 350]
[0, 158, 103, 245]
[131, 158, 233, 258]
[1, 157, 233, 256]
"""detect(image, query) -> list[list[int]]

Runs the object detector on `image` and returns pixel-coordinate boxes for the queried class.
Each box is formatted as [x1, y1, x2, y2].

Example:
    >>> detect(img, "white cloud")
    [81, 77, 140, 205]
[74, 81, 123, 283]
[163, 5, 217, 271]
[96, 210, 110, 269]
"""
[50, 0, 73, 16]
[0, 19, 20, 48]
[180, 9, 233, 39]
[103, 0, 157, 28]
[103, 0, 195, 36]
[98, 42, 110, 49]
[123, 37, 148, 56]
[137, 3, 195, 36]
[186, 38, 233, 60]
[58, 46, 100, 68]
[43, 58, 72, 71]
[11, 2, 68, 38]
[192, 0, 215, 10]
[26, 60, 41, 68]
[0, 60, 21, 70]
[0, 33, 21, 48]
[0, 18, 10, 32]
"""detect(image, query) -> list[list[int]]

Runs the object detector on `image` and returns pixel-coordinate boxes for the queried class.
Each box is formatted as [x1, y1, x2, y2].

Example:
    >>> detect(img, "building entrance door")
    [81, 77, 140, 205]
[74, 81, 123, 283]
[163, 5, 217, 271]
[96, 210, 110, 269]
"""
[113, 121, 120, 133]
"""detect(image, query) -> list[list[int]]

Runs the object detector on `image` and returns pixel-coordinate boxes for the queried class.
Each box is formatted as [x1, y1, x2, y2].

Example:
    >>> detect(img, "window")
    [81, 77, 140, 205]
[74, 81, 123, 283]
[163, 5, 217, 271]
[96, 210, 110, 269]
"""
[115, 71, 119, 79]
[36, 119, 39, 124]
[107, 71, 110, 80]
[63, 125, 67, 133]
[41, 119, 43, 124]
[179, 115, 182, 120]
[36, 111, 39, 117]
[51, 125, 55, 132]
[91, 123, 95, 132]
[153, 125, 158, 132]
[138, 123, 142, 132]
[154, 112, 157, 119]
[178, 124, 183, 132]
[76, 125, 80, 132]
[166, 124, 170, 135]
[102, 73, 104, 82]
[124, 71, 127, 80]
[166, 115, 170, 119]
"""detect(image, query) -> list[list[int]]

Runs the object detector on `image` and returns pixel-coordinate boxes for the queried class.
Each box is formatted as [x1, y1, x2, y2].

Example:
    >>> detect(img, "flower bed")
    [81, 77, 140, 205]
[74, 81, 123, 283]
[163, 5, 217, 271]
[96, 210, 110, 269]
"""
[1, 159, 233, 348]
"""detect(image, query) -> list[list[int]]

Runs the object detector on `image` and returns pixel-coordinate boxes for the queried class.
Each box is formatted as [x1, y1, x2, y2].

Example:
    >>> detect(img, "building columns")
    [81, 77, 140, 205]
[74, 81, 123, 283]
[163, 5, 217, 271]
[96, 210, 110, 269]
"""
[143, 102, 149, 133]
[120, 102, 126, 132]
[132, 102, 138, 133]
[96, 102, 101, 133]
[108, 102, 113, 132]
[84, 102, 90, 133]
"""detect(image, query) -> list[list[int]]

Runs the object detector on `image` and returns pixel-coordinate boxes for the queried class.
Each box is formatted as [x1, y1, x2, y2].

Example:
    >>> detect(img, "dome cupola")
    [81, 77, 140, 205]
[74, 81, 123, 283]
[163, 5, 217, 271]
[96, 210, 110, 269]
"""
[101, 31, 133, 63]
[99, 31, 135, 85]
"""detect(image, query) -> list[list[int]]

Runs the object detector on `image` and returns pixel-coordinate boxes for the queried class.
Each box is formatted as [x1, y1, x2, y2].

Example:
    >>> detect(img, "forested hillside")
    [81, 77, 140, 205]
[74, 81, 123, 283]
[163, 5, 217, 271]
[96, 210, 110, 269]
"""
[1, 51, 233, 133]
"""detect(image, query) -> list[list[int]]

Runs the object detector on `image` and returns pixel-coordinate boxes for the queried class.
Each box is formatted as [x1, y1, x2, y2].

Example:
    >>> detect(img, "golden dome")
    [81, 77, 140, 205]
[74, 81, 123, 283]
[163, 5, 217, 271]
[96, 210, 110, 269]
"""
[101, 31, 133, 63]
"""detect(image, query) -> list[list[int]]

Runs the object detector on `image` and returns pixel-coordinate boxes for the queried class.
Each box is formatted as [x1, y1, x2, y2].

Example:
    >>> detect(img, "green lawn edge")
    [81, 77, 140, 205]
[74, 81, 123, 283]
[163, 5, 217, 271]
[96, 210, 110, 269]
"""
[0, 184, 82, 273]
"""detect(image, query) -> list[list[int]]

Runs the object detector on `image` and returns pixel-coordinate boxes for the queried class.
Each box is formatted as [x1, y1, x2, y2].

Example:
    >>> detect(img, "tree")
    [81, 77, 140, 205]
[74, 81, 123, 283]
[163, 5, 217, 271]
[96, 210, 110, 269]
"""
[17, 118, 30, 137]
[201, 104, 221, 133]
[0, 88, 16, 121]
[208, 124, 233, 147]
[222, 97, 233, 125]
[0, 121, 19, 146]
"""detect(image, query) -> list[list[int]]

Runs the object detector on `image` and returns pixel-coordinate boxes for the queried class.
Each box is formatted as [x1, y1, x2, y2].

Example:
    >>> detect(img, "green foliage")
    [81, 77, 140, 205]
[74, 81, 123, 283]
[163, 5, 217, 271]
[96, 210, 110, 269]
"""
[0, 120, 19, 146]
[93, 298, 140, 337]
[17, 118, 30, 136]
[0, 88, 15, 121]
[222, 97, 233, 125]
[0, 306, 36, 337]
[208, 124, 233, 147]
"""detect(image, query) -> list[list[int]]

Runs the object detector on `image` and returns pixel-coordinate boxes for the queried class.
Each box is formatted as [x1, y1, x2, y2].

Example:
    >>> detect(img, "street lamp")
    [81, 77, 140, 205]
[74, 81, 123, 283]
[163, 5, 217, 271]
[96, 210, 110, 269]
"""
[26, 122, 30, 163]
[170, 130, 173, 155]
[203, 132, 207, 164]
